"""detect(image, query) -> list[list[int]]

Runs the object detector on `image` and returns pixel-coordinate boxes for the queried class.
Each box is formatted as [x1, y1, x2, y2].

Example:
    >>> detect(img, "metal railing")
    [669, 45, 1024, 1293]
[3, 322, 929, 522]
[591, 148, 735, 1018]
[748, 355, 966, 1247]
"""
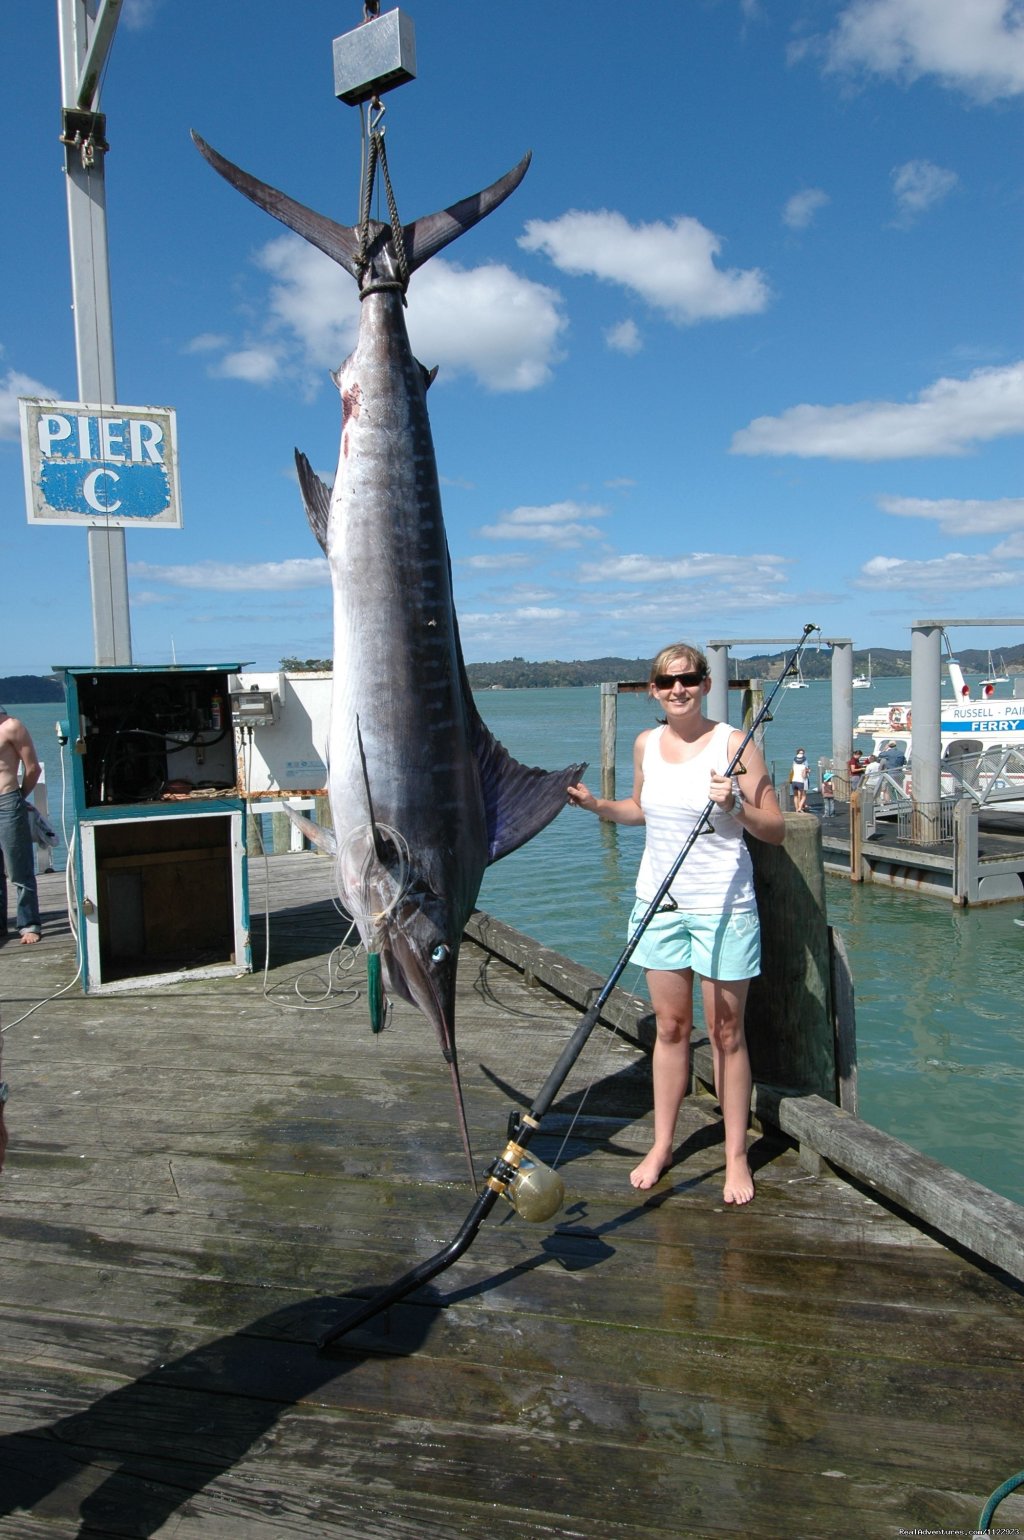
[896, 797, 957, 843]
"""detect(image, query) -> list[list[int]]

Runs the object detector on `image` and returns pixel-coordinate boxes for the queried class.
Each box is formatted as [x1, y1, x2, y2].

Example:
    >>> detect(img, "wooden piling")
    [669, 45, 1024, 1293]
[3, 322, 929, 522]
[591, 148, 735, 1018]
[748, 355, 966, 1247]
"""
[746, 813, 838, 1103]
[600, 682, 617, 799]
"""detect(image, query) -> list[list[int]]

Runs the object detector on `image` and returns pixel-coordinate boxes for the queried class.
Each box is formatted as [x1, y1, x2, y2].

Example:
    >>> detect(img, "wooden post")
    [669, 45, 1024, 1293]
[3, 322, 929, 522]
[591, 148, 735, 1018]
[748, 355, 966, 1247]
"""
[246, 809, 266, 857]
[600, 682, 617, 800]
[849, 788, 863, 881]
[271, 811, 291, 854]
[953, 798, 977, 906]
[746, 813, 838, 1101]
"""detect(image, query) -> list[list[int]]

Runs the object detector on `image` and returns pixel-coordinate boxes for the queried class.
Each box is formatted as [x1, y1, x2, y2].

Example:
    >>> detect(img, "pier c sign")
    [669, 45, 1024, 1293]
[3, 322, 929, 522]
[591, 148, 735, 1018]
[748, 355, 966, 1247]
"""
[19, 398, 182, 529]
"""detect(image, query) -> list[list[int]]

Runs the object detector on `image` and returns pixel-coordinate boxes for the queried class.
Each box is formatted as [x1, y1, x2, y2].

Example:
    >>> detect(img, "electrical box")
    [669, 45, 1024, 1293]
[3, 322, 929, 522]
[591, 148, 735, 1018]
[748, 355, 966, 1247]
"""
[57, 663, 251, 993]
[333, 8, 416, 106]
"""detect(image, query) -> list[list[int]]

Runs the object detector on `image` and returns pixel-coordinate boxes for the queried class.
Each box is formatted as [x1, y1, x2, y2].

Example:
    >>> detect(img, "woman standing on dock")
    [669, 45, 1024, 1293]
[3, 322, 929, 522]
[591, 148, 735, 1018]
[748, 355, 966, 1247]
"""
[567, 643, 784, 1205]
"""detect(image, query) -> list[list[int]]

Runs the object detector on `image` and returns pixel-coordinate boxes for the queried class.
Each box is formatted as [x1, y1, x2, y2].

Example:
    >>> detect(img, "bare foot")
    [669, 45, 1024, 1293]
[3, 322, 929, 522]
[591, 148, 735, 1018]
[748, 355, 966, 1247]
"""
[723, 1154, 754, 1205]
[630, 1148, 671, 1191]
[20, 931, 41, 945]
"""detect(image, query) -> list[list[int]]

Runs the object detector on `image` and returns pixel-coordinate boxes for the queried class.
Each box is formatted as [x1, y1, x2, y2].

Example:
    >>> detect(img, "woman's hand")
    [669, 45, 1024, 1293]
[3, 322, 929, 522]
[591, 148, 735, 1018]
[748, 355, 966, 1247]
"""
[709, 768, 736, 812]
[567, 782, 598, 813]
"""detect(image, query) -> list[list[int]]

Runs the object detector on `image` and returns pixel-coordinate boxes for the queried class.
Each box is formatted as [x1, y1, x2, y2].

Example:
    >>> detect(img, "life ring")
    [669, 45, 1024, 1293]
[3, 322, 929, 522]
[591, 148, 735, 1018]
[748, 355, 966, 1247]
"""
[889, 705, 906, 729]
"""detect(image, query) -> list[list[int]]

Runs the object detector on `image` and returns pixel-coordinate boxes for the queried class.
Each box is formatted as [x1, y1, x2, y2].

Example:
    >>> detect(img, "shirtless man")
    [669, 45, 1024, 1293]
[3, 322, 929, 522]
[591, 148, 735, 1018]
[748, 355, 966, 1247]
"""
[0, 706, 42, 944]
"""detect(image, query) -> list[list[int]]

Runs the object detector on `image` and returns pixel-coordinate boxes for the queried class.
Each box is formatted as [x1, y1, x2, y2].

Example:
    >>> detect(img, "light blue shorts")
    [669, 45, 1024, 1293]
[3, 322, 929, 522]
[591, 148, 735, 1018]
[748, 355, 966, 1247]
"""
[628, 900, 761, 980]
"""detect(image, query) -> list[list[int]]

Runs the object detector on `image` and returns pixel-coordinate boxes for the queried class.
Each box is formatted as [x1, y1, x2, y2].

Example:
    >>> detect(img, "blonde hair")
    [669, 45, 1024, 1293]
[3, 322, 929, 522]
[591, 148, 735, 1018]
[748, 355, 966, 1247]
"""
[649, 642, 708, 683]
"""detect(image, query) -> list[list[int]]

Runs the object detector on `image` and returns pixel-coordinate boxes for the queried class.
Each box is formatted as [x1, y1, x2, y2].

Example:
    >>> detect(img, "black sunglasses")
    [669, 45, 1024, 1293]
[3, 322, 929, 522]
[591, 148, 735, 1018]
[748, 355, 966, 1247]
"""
[654, 670, 706, 690]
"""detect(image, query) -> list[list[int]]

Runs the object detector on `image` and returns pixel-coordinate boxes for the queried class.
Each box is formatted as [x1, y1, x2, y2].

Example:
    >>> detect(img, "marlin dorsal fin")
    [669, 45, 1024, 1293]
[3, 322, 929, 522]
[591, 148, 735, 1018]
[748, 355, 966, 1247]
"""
[295, 450, 332, 554]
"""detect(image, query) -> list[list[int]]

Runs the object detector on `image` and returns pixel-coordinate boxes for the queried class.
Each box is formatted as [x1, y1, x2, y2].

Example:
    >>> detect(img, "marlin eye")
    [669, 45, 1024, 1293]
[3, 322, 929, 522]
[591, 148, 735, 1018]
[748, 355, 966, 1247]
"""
[431, 944, 450, 964]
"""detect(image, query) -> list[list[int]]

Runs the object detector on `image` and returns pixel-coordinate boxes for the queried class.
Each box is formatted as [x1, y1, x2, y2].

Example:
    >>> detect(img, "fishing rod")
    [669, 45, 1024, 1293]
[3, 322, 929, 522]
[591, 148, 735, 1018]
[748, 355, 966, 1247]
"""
[319, 622, 818, 1351]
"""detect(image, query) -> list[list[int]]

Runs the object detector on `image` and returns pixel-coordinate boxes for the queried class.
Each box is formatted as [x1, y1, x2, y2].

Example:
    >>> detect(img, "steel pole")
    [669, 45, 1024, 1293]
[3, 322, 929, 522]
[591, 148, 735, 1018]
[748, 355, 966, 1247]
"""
[58, 0, 132, 665]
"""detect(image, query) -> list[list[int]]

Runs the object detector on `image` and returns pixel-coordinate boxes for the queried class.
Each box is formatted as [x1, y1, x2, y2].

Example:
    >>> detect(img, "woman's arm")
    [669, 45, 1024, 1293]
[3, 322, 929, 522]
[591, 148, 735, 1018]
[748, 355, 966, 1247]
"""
[567, 731, 648, 826]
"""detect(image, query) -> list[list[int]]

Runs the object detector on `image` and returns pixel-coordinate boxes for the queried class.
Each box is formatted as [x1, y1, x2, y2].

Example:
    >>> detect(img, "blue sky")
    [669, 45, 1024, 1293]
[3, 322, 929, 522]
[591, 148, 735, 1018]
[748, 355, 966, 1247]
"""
[2, 0, 1023, 675]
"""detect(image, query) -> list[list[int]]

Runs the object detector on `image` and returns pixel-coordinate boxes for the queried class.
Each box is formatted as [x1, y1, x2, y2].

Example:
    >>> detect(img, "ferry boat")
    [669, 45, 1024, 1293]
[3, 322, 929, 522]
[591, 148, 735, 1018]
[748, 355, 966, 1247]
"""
[854, 656, 1024, 809]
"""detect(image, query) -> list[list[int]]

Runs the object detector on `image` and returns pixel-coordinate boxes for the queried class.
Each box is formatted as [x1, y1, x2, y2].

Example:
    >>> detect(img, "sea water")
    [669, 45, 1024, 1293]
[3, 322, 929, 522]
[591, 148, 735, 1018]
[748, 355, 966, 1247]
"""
[12, 684, 1024, 1206]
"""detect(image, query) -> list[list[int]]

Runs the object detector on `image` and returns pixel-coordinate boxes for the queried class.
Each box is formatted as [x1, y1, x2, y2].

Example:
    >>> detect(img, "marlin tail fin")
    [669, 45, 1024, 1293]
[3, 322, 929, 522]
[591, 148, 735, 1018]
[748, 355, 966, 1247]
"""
[192, 131, 530, 283]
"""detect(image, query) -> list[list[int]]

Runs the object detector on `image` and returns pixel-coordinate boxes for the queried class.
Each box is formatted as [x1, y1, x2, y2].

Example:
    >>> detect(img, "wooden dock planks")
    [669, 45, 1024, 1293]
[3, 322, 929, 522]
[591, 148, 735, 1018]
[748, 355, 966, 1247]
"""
[1, 859, 1022, 1538]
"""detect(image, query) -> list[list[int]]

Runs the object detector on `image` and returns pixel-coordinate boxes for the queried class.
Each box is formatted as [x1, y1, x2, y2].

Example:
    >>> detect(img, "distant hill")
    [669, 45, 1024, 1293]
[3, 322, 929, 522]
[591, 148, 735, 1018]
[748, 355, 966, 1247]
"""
[0, 674, 63, 703]
[462, 645, 1024, 688]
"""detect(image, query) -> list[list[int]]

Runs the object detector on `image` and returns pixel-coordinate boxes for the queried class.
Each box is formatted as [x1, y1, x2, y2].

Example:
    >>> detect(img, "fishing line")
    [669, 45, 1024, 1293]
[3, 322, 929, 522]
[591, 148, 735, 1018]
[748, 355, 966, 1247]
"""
[240, 727, 361, 1014]
[547, 954, 650, 1173]
[336, 820, 413, 925]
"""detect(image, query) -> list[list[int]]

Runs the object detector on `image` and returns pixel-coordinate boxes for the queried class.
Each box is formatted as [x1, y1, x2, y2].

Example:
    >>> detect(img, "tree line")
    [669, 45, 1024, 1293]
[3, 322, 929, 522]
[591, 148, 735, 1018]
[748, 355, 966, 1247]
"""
[6, 643, 1022, 703]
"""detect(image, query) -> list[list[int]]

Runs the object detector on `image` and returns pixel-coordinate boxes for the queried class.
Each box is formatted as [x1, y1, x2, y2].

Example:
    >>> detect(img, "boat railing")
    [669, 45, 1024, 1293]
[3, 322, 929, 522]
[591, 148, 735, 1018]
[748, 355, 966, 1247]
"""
[858, 771, 911, 835]
[937, 745, 1024, 808]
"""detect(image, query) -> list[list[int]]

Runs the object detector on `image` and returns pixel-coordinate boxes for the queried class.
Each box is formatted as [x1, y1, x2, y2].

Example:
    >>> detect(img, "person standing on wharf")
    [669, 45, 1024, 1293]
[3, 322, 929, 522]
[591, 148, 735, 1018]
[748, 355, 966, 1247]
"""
[0, 706, 43, 945]
[567, 644, 784, 1204]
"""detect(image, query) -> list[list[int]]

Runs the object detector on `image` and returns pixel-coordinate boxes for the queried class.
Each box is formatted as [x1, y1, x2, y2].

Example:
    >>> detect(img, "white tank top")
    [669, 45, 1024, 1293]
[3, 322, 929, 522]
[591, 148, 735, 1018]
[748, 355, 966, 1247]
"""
[636, 722, 755, 912]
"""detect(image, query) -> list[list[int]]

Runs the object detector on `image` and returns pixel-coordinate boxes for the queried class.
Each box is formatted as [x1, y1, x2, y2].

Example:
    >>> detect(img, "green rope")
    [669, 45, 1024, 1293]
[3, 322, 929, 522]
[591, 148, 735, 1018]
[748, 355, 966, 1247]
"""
[979, 1468, 1024, 1531]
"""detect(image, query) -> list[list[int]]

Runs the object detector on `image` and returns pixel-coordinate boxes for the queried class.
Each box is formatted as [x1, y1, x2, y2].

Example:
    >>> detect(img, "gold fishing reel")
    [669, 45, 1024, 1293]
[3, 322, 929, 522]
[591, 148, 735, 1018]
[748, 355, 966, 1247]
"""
[485, 1111, 565, 1223]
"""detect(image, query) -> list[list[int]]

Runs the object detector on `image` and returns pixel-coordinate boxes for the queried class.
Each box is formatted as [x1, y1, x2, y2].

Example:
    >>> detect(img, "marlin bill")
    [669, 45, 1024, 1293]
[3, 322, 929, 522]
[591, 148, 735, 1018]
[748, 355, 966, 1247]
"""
[194, 132, 585, 1182]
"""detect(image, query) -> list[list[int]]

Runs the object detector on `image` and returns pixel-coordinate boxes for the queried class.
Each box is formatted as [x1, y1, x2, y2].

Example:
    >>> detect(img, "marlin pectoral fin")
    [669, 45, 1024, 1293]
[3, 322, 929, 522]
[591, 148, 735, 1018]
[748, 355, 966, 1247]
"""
[282, 805, 338, 856]
[295, 450, 332, 554]
[192, 131, 366, 278]
[474, 720, 587, 865]
[403, 153, 532, 275]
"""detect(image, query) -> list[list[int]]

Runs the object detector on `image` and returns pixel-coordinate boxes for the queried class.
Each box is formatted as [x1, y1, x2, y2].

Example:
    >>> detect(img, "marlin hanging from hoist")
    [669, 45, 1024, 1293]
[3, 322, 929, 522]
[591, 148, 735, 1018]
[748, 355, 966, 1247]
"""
[193, 130, 584, 1185]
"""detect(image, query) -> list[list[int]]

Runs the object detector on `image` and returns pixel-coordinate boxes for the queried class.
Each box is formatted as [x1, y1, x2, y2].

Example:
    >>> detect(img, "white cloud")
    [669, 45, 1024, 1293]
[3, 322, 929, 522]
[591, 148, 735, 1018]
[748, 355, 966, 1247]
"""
[406, 260, 566, 391]
[183, 332, 231, 355]
[129, 558, 328, 592]
[213, 346, 284, 386]
[578, 551, 789, 586]
[235, 235, 564, 394]
[890, 159, 959, 222]
[878, 495, 1024, 535]
[0, 366, 62, 440]
[479, 500, 608, 548]
[122, 0, 163, 29]
[519, 209, 771, 325]
[783, 188, 830, 230]
[857, 551, 1022, 591]
[460, 553, 533, 572]
[257, 235, 360, 377]
[823, 0, 1024, 102]
[731, 360, 1024, 460]
[605, 319, 643, 354]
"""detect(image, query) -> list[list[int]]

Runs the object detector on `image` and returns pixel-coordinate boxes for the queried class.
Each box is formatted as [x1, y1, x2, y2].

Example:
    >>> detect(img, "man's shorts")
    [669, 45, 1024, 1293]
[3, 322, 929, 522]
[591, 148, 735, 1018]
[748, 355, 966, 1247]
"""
[628, 901, 761, 980]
